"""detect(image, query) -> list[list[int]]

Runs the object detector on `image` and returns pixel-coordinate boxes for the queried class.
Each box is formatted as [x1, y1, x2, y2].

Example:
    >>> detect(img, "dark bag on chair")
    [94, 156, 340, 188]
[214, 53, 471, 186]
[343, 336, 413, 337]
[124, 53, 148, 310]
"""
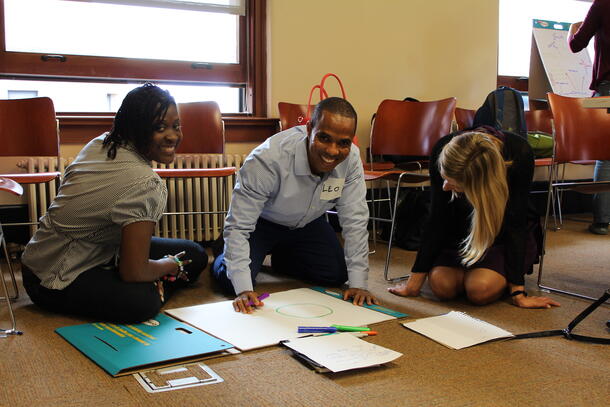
[379, 189, 430, 251]
[473, 86, 527, 139]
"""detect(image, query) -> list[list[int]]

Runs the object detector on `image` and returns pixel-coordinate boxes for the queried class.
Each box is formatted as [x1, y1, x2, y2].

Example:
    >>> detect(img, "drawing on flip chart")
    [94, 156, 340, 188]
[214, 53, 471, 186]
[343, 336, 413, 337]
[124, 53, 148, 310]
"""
[531, 19, 592, 98]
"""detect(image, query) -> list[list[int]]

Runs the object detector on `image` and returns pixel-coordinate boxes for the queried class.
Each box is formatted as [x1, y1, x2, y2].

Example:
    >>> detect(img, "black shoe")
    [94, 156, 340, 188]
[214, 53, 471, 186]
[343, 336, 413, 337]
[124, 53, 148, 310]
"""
[588, 223, 608, 235]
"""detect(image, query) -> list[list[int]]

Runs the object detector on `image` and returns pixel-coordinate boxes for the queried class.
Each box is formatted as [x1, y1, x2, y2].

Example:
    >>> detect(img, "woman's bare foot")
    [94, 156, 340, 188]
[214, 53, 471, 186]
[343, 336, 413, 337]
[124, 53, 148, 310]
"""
[388, 273, 427, 297]
[388, 282, 410, 296]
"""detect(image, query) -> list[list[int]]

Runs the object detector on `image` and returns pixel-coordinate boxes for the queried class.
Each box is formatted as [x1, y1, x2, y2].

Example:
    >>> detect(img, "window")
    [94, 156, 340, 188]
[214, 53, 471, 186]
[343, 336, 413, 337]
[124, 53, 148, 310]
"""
[0, 78, 240, 111]
[7, 89, 37, 99]
[498, 0, 593, 77]
[0, 0, 265, 114]
[5, 1, 240, 63]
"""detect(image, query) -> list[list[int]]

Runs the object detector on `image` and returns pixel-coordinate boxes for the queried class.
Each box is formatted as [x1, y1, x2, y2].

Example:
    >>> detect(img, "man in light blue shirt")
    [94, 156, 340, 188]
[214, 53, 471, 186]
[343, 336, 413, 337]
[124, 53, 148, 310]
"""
[212, 97, 378, 313]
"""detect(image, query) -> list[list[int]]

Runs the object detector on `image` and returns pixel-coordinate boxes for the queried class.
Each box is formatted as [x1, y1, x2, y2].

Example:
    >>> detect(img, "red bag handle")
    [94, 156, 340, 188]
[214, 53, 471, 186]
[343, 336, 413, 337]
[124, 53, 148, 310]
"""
[319, 73, 347, 99]
[305, 73, 347, 122]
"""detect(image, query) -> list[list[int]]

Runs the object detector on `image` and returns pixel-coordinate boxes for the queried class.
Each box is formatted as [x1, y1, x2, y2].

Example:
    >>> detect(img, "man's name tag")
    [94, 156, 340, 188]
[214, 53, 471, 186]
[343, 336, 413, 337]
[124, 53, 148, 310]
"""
[320, 178, 344, 200]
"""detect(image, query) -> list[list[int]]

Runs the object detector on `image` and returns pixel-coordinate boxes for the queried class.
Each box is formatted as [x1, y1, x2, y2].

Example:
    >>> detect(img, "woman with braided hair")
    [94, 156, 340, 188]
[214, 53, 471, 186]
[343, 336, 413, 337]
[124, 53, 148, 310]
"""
[22, 83, 207, 322]
[389, 128, 560, 309]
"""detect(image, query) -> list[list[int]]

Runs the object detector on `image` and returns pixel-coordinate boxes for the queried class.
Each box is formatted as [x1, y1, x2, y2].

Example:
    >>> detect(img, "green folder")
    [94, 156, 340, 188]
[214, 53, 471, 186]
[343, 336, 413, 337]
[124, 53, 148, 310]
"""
[56, 313, 234, 376]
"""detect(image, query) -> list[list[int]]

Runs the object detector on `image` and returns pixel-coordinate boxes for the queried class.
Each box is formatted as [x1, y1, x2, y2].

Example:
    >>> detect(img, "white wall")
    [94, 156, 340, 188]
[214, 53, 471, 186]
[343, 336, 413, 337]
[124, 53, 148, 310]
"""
[267, 0, 499, 153]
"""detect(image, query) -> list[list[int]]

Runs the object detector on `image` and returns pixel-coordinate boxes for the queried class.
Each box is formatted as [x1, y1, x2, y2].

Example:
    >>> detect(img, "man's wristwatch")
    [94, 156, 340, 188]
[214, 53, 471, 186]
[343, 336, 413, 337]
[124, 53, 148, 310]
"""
[510, 290, 528, 297]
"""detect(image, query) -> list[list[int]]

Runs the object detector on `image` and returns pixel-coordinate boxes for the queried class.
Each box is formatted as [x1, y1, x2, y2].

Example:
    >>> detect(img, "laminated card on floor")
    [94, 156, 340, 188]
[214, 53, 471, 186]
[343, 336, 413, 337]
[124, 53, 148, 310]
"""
[56, 313, 235, 376]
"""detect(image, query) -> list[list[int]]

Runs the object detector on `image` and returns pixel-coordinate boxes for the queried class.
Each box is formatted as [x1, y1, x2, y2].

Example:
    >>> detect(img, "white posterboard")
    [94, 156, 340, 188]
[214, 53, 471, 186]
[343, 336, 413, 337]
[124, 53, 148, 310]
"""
[529, 19, 592, 100]
[166, 288, 395, 351]
[402, 311, 514, 350]
[282, 333, 403, 373]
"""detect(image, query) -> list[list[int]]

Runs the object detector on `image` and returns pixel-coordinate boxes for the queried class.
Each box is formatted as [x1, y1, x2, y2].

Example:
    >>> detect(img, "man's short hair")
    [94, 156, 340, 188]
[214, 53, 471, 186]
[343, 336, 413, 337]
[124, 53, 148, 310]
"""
[310, 97, 357, 133]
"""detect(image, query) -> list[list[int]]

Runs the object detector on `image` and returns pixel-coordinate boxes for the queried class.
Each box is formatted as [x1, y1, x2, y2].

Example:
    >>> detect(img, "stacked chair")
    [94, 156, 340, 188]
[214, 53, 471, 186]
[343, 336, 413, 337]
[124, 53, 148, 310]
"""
[538, 93, 610, 300]
[367, 97, 456, 280]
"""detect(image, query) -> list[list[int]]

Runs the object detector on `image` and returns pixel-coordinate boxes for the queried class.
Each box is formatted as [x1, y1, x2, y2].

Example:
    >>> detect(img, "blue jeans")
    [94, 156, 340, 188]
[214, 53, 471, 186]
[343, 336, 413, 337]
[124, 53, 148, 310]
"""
[212, 216, 348, 295]
[592, 81, 610, 224]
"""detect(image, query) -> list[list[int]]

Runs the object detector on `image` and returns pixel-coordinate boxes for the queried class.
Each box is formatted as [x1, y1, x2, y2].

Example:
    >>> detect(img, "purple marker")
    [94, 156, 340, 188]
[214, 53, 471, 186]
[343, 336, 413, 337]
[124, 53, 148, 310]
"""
[247, 292, 269, 306]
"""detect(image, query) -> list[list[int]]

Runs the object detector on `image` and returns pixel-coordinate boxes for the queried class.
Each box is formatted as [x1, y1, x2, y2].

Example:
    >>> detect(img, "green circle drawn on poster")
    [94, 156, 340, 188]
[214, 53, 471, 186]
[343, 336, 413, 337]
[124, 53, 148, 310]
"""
[275, 303, 334, 318]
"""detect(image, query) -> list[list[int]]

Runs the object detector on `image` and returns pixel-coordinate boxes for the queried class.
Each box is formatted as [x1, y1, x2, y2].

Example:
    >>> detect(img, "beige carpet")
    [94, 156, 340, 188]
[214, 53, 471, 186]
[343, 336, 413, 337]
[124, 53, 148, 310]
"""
[1, 217, 608, 407]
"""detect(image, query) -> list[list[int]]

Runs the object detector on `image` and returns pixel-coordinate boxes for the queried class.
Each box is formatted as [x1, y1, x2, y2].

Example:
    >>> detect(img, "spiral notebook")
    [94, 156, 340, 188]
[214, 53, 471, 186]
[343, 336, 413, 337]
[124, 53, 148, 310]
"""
[402, 311, 514, 349]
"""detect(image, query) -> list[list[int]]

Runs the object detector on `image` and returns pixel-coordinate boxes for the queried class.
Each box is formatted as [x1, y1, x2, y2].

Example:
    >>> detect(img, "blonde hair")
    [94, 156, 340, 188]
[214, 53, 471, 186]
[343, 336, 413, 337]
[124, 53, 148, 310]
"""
[439, 131, 509, 267]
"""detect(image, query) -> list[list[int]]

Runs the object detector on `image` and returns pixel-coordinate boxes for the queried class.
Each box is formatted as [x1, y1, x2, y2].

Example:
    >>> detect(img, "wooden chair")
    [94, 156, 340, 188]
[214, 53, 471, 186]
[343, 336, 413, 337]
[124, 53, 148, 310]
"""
[177, 101, 225, 155]
[0, 177, 24, 338]
[154, 101, 236, 242]
[525, 109, 564, 229]
[454, 107, 475, 130]
[538, 93, 610, 300]
[278, 102, 310, 131]
[525, 109, 553, 134]
[367, 97, 456, 280]
[0, 97, 62, 300]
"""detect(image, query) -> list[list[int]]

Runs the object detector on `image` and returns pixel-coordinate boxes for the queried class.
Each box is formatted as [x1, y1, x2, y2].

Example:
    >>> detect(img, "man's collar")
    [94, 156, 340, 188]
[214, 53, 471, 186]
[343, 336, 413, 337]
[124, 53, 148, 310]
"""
[294, 132, 313, 176]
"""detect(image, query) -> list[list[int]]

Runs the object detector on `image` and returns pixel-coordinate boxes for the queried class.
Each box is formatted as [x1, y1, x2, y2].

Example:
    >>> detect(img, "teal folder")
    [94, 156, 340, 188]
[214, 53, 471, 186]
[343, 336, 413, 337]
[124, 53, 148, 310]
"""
[56, 313, 234, 376]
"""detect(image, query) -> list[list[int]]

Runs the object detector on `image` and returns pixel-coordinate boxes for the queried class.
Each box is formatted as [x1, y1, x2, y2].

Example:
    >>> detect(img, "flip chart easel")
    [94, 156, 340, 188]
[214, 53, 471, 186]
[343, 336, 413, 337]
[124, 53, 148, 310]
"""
[529, 19, 593, 100]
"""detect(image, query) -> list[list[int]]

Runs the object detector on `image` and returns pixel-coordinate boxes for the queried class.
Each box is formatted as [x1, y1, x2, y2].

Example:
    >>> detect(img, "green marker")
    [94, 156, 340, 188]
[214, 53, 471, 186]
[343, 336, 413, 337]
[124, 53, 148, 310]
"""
[330, 324, 371, 332]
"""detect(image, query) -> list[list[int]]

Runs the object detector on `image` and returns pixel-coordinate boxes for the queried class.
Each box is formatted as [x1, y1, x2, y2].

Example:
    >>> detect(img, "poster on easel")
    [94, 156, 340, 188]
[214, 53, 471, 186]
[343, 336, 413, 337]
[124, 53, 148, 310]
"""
[529, 19, 592, 100]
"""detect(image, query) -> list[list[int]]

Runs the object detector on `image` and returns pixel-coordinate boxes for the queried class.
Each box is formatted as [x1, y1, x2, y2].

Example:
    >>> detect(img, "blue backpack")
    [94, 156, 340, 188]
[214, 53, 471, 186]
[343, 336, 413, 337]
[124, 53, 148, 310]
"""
[473, 86, 527, 139]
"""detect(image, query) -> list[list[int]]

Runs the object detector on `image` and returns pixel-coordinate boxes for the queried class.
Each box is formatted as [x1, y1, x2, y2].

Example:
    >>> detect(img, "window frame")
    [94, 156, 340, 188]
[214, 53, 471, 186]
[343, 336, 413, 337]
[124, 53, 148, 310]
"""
[0, 0, 266, 116]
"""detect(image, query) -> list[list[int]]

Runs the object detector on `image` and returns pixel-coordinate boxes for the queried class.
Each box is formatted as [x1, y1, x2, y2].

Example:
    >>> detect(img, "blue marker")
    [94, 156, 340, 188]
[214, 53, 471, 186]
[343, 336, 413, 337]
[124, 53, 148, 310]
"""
[297, 326, 338, 333]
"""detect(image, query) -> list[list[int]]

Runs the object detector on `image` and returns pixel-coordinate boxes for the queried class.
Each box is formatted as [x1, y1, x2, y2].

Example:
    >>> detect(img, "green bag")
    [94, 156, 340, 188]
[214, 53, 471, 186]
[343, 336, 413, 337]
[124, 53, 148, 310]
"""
[527, 131, 553, 158]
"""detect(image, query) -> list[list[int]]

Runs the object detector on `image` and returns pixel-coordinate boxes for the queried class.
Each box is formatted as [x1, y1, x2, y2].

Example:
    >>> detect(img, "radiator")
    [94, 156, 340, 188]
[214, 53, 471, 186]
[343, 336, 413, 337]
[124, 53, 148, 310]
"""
[17, 154, 245, 242]
[152, 153, 246, 242]
[17, 157, 65, 236]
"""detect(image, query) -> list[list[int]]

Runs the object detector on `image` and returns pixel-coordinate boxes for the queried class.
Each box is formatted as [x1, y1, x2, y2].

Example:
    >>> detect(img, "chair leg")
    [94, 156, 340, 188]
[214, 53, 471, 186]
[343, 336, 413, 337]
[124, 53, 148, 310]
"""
[0, 237, 19, 300]
[0, 230, 22, 338]
[383, 175, 409, 282]
[547, 164, 562, 231]
[557, 164, 567, 228]
[368, 181, 377, 255]
[537, 174, 600, 302]
[537, 176, 555, 288]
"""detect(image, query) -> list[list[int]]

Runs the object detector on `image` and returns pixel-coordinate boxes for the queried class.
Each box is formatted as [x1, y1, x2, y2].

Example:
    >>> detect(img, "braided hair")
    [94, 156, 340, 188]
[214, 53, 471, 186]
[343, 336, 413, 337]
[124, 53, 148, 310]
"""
[103, 83, 175, 159]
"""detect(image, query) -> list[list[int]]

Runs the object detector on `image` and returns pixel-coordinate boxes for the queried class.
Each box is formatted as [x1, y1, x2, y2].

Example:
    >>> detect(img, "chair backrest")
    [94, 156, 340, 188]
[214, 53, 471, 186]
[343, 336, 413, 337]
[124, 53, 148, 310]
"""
[525, 109, 553, 134]
[278, 102, 309, 131]
[0, 97, 59, 158]
[454, 107, 475, 130]
[176, 101, 224, 154]
[370, 97, 457, 157]
[547, 93, 610, 162]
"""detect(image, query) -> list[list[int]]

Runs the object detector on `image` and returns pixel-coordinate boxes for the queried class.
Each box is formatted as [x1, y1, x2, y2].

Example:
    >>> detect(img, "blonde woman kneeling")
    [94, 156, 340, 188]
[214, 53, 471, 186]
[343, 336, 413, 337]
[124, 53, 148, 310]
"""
[389, 127, 560, 309]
